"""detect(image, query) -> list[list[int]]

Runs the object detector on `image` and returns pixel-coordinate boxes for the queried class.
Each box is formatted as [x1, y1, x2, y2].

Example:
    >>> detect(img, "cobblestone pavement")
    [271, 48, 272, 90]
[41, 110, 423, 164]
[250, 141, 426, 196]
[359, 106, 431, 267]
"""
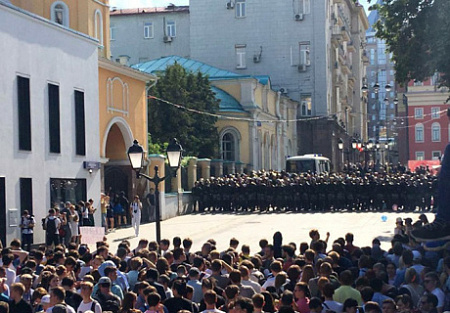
[105, 211, 435, 253]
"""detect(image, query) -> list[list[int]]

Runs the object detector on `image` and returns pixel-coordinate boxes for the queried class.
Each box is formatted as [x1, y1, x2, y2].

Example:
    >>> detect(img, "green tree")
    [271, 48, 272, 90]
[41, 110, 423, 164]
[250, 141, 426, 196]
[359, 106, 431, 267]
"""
[370, 0, 450, 88]
[148, 63, 220, 158]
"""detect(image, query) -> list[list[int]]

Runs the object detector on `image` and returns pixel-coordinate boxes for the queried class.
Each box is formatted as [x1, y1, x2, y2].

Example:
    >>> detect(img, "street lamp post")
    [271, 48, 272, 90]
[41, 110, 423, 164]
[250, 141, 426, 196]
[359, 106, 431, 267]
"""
[127, 138, 183, 244]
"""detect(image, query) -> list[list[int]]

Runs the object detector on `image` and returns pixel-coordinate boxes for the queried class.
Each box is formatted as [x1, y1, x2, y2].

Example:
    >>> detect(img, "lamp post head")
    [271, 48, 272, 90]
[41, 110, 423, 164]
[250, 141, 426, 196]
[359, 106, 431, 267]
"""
[352, 139, 357, 149]
[127, 139, 145, 172]
[367, 140, 373, 149]
[385, 84, 392, 92]
[375, 140, 380, 149]
[166, 138, 183, 171]
[338, 138, 344, 150]
[373, 83, 380, 93]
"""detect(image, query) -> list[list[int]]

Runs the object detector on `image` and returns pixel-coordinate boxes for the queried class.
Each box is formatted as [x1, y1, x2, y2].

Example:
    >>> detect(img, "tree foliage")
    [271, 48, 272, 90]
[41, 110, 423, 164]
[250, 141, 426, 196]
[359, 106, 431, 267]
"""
[148, 63, 220, 158]
[371, 0, 450, 87]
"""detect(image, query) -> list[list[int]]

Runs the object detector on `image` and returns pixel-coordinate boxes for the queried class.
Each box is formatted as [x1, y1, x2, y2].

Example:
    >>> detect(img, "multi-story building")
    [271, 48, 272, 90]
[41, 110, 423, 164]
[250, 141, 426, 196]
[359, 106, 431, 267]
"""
[365, 1, 398, 164]
[134, 56, 298, 172]
[110, 5, 190, 65]
[3, 0, 156, 244]
[0, 1, 101, 245]
[406, 74, 450, 161]
[110, 1, 369, 169]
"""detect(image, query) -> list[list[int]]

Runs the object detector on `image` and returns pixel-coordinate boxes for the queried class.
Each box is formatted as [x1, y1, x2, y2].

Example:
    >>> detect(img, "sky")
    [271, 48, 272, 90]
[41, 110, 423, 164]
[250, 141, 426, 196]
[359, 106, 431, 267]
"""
[109, 0, 372, 14]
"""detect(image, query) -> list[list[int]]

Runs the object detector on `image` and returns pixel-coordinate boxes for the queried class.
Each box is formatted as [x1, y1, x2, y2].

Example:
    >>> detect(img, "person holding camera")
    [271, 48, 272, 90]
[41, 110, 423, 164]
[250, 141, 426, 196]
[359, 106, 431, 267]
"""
[20, 210, 35, 251]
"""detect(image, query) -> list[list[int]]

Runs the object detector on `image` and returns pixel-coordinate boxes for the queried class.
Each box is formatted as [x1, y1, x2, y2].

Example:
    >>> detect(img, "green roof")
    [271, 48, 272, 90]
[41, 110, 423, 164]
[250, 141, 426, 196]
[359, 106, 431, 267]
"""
[211, 86, 244, 113]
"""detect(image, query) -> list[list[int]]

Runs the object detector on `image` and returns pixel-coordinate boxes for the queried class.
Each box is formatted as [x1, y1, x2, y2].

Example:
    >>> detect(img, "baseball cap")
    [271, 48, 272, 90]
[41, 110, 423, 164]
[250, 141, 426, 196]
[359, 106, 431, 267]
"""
[41, 295, 51, 304]
[412, 250, 422, 261]
[189, 267, 200, 277]
[396, 217, 403, 223]
[98, 277, 111, 285]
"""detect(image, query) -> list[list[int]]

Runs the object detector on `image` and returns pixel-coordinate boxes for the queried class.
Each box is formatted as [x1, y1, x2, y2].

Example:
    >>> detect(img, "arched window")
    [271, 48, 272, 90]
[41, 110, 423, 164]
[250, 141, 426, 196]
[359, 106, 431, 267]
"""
[221, 128, 241, 162]
[415, 123, 424, 142]
[222, 133, 235, 161]
[50, 1, 69, 27]
[94, 10, 104, 47]
[432, 122, 441, 142]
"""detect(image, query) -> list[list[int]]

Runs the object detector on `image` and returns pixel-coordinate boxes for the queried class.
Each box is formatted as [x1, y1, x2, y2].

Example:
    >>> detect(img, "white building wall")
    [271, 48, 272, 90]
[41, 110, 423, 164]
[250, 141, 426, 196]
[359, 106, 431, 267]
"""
[0, 3, 101, 245]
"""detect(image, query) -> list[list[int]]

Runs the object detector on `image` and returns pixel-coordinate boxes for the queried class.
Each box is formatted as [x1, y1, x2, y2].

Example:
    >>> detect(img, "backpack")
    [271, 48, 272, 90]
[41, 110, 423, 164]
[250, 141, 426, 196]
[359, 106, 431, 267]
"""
[46, 218, 57, 235]
[97, 292, 120, 312]
[90, 300, 99, 312]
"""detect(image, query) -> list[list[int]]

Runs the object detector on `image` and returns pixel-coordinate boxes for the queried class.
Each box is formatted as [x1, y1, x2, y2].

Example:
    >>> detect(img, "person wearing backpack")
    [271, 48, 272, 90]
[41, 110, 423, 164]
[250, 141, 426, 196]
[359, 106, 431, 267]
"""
[78, 281, 102, 313]
[94, 277, 121, 312]
[45, 209, 61, 249]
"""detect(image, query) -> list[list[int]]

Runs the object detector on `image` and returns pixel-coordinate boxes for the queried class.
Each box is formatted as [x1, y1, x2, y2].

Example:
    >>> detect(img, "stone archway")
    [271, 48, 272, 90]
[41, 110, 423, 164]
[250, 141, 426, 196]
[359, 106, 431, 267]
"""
[103, 120, 134, 225]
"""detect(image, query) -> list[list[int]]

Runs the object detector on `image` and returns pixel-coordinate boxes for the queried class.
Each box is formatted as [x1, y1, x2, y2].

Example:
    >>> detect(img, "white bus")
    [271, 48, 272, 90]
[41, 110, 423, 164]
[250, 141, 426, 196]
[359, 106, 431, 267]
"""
[286, 154, 332, 174]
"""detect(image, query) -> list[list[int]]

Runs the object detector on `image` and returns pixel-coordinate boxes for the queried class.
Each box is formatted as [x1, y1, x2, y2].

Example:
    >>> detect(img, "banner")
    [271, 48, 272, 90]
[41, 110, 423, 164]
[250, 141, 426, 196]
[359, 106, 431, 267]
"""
[79, 227, 105, 245]
[408, 160, 441, 175]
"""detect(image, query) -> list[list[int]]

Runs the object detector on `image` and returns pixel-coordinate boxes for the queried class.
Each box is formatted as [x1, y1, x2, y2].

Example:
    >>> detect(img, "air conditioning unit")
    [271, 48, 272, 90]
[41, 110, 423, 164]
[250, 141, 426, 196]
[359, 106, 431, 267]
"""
[253, 55, 261, 63]
[163, 36, 172, 43]
[279, 87, 288, 94]
[298, 64, 307, 72]
[226, 1, 234, 9]
[295, 14, 304, 21]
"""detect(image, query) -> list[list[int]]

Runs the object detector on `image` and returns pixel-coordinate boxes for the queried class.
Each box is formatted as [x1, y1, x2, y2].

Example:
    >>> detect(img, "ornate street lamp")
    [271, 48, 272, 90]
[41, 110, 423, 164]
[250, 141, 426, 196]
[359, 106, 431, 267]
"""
[338, 138, 344, 150]
[385, 84, 392, 92]
[127, 138, 183, 244]
[352, 139, 357, 149]
[373, 83, 380, 93]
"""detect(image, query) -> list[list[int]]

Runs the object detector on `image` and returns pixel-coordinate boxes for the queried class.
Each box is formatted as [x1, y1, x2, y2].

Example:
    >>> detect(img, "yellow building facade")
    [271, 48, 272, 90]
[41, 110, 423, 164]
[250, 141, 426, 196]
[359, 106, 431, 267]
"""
[11, 0, 156, 196]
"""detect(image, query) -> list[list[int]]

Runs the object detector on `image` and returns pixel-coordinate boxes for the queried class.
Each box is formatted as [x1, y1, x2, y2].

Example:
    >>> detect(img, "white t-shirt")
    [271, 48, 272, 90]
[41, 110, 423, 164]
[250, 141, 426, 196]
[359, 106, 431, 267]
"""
[431, 288, 445, 309]
[47, 304, 76, 313]
[77, 300, 102, 313]
[5, 267, 16, 287]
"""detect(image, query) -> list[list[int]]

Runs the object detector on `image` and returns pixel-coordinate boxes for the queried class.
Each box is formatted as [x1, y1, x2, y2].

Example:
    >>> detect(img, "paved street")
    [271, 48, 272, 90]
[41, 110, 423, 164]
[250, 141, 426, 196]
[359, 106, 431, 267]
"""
[105, 211, 434, 253]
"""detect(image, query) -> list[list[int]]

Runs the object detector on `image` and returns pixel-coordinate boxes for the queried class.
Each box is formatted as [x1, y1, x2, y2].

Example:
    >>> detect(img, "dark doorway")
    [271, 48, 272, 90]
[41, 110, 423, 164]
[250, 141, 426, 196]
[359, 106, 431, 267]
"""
[104, 165, 130, 199]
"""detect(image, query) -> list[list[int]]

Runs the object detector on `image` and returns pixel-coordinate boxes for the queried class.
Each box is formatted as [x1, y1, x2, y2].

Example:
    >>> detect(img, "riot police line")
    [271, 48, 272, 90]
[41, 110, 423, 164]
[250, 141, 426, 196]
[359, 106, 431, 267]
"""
[191, 169, 438, 212]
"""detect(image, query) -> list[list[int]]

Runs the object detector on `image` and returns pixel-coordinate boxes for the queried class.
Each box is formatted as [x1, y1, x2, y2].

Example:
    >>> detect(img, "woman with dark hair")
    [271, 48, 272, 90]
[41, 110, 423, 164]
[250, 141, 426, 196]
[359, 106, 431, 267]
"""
[294, 282, 311, 313]
[261, 291, 275, 313]
[343, 298, 358, 313]
[396, 294, 415, 313]
[273, 232, 283, 259]
[119, 292, 141, 313]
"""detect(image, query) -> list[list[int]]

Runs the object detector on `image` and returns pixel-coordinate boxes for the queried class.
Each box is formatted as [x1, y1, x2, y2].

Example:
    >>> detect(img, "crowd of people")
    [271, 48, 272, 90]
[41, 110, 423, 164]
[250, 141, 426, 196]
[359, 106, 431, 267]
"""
[0, 213, 448, 313]
[192, 169, 438, 213]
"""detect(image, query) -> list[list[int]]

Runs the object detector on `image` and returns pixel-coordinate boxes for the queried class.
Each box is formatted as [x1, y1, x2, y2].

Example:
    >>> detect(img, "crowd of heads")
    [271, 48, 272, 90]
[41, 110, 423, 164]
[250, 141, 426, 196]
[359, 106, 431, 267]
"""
[0, 212, 448, 313]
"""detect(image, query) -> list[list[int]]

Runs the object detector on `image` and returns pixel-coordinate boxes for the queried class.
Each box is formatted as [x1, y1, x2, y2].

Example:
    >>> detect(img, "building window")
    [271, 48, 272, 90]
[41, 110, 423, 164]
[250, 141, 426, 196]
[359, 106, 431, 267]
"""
[74, 90, 86, 156]
[236, 0, 246, 18]
[20, 178, 33, 215]
[431, 107, 440, 119]
[48, 83, 61, 153]
[415, 123, 424, 142]
[371, 93, 375, 99]
[50, 1, 69, 27]
[144, 22, 154, 39]
[300, 95, 312, 116]
[222, 133, 235, 161]
[415, 151, 425, 160]
[166, 21, 176, 37]
[370, 49, 375, 64]
[17, 76, 31, 151]
[110, 25, 116, 40]
[50, 178, 87, 205]
[432, 122, 441, 142]
[415, 108, 423, 119]
[299, 42, 311, 66]
[94, 10, 104, 47]
[432, 151, 442, 160]
[235, 45, 246, 69]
